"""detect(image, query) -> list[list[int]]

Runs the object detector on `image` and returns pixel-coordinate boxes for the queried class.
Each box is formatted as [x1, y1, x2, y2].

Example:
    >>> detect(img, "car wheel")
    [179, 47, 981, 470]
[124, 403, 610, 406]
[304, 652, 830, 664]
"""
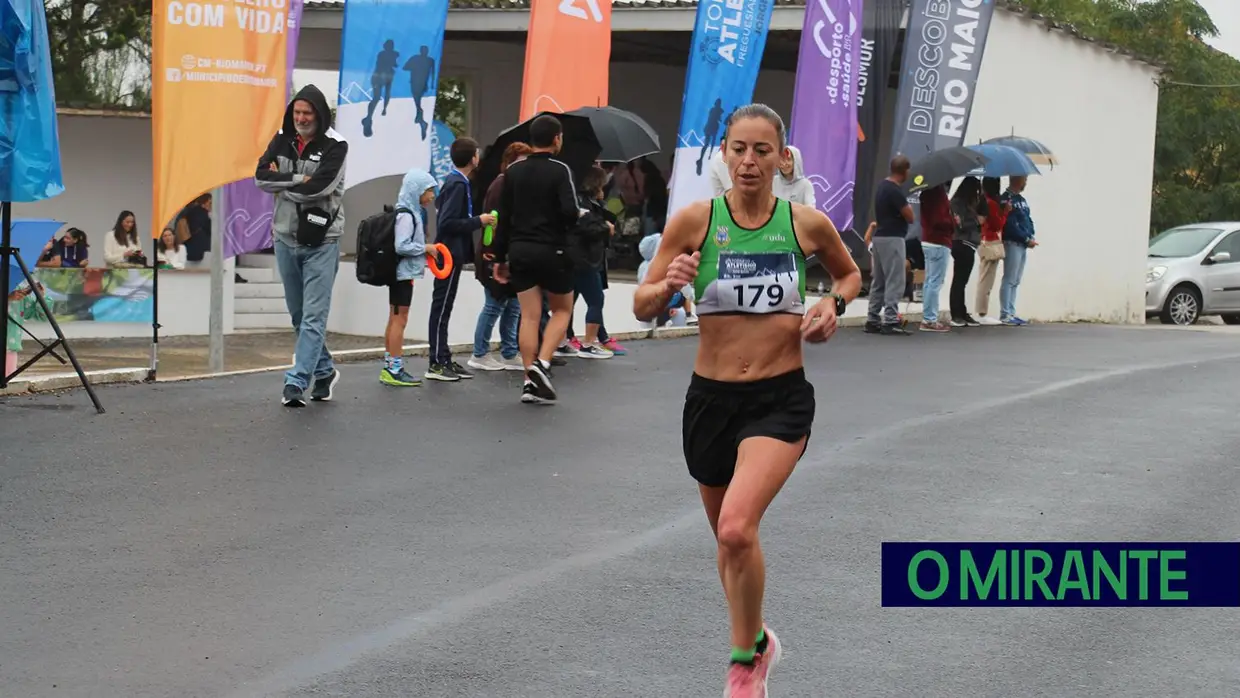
[1222, 314, 1240, 325]
[1160, 285, 1201, 325]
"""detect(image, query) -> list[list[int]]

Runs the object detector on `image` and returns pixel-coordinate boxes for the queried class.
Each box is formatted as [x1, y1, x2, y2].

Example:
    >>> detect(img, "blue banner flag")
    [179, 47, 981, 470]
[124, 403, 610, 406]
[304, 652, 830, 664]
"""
[430, 120, 456, 186]
[0, 0, 64, 202]
[666, 0, 776, 220]
[881, 542, 1240, 607]
[335, 0, 449, 190]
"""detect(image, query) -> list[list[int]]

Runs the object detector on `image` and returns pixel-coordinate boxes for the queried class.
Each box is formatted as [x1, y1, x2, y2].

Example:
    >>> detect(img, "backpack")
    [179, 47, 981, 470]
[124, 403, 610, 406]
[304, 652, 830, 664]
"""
[355, 205, 412, 286]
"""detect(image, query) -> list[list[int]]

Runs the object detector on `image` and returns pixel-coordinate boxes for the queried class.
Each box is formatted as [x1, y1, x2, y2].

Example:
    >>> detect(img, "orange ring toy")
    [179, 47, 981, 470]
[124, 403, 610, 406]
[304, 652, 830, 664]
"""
[427, 243, 453, 279]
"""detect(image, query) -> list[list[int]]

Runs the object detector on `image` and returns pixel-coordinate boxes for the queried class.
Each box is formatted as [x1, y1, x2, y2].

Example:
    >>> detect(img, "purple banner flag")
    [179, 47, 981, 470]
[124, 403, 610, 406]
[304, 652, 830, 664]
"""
[788, 0, 863, 233]
[222, 0, 305, 259]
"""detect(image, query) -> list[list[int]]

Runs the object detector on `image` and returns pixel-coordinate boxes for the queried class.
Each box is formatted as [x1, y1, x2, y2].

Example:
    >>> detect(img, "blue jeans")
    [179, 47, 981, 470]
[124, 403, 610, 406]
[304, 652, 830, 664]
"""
[473, 287, 520, 359]
[1000, 241, 1028, 319]
[276, 239, 339, 389]
[920, 242, 950, 324]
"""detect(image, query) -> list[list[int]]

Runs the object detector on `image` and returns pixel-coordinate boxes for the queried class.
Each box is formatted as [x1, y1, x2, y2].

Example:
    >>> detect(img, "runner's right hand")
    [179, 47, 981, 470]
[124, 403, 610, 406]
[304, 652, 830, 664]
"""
[666, 251, 700, 289]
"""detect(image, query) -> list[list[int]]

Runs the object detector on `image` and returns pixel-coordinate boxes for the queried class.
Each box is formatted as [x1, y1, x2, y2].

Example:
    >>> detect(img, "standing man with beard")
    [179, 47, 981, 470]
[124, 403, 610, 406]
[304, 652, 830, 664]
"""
[255, 84, 350, 408]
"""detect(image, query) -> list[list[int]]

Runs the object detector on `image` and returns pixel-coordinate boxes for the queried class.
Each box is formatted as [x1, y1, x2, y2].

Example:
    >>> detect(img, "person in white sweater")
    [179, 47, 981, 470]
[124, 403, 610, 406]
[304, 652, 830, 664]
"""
[103, 210, 148, 268]
[772, 145, 816, 207]
[157, 227, 187, 269]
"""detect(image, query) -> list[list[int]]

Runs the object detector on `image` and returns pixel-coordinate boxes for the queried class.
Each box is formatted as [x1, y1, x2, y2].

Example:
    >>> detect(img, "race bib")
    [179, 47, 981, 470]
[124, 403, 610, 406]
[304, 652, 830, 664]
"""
[715, 251, 801, 314]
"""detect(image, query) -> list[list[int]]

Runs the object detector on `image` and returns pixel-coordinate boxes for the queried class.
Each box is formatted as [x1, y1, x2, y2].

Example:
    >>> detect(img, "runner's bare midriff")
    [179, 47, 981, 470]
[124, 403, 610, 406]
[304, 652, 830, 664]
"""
[693, 313, 804, 382]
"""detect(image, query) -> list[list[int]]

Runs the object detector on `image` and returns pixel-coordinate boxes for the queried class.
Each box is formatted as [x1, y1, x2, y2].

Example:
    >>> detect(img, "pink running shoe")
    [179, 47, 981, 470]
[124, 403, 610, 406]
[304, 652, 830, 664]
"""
[602, 338, 627, 355]
[723, 627, 783, 697]
[568, 337, 583, 352]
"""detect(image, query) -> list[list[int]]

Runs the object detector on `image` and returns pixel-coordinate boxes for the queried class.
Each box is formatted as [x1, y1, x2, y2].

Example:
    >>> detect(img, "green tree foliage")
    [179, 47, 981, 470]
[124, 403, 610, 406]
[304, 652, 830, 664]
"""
[1013, 0, 1240, 232]
[46, 1, 151, 107]
[435, 77, 470, 136]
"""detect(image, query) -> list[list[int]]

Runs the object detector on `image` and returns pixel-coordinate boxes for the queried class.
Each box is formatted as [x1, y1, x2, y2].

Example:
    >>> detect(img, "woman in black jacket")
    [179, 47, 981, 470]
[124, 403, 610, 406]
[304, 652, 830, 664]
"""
[949, 176, 987, 326]
[563, 166, 616, 359]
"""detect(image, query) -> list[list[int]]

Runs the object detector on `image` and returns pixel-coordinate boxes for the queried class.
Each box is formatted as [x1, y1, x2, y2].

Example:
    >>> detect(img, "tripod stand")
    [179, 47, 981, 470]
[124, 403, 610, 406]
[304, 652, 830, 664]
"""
[0, 202, 105, 413]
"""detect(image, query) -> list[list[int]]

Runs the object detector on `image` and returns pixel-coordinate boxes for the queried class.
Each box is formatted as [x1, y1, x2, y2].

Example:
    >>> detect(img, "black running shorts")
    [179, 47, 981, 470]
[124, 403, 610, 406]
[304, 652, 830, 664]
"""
[508, 242, 574, 296]
[682, 368, 816, 487]
[389, 280, 413, 308]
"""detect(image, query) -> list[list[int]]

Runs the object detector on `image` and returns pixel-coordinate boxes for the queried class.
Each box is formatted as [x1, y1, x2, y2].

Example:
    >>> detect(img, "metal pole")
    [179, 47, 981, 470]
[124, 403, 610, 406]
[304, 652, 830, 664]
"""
[209, 186, 225, 373]
[149, 227, 160, 381]
[1, 201, 12, 389]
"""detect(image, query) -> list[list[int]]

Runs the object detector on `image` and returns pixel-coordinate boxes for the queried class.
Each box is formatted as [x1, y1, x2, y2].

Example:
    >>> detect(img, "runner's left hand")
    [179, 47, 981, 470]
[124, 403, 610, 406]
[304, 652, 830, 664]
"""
[801, 299, 838, 344]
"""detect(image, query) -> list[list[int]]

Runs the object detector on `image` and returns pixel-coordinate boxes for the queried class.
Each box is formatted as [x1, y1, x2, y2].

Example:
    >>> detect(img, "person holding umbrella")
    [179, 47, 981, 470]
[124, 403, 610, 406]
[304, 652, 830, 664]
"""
[1000, 175, 1037, 325]
[917, 181, 957, 333]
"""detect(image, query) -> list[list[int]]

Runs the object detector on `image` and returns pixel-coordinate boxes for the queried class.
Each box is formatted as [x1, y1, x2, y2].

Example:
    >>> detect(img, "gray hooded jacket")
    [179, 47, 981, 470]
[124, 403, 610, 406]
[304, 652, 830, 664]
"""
[772, 145, 816, 208]
[254, 85, 349, 247]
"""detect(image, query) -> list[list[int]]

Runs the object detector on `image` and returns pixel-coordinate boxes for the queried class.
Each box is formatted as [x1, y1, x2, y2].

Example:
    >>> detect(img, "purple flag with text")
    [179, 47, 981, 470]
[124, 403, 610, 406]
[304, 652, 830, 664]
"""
[788, 0, 863, 233]
[222, 0, 304, 258]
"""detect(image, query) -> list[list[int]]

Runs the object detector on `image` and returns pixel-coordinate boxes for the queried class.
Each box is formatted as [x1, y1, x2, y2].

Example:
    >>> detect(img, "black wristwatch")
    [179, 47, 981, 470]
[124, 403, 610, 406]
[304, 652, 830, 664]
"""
[826, 292, 847, 316]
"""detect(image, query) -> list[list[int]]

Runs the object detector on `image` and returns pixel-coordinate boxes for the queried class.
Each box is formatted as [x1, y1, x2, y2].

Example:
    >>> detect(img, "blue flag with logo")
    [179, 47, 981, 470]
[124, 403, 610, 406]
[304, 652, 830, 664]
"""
[335, 0, 449, 190]
[430, 120, 456, 186]
[666, 0, 775, 220]
[0, 0, 64, 202]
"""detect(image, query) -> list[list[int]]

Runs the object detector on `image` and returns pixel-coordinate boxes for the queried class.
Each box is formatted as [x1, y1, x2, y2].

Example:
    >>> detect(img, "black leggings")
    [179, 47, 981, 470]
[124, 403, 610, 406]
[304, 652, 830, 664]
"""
[950, 240, 976, 320]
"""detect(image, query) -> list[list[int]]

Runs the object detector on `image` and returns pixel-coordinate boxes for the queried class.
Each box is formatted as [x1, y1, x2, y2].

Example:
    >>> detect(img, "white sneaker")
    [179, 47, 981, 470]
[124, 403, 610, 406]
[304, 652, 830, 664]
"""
[500, 355, 526, 371]
[467, 355, 507, 372]
[977, 315, 1002, 326]
[576, 343, 613, 359]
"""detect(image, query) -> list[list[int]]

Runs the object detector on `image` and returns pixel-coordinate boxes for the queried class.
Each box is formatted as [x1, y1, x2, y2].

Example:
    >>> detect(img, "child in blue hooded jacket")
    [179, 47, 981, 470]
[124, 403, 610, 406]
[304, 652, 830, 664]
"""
[382, 168, 437, 387]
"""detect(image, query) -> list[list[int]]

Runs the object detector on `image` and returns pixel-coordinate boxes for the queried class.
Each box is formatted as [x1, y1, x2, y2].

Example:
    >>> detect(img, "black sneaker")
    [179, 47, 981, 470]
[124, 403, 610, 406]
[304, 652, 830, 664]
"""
[282, 384, 306, 407]
[550, 356, 568, 367]
[310, 369, 341, 401]
[964, 314, 982, 327]
[524, 362, 557, 403]
[879, 324, 910, 336]
[863, 321, 881, 334]
[449, 361, 474, 379]
[950, 317, 967, 328]
[424, 363, 461, 382]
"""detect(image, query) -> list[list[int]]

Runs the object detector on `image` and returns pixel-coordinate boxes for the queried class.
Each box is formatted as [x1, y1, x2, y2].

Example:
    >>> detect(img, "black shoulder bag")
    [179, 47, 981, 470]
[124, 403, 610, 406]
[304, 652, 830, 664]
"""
[295, 203, 340, 247]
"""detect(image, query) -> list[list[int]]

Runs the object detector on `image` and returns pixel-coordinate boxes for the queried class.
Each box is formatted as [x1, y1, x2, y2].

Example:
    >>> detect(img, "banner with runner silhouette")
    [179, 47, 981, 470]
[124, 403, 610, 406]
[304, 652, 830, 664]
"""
[334, 0, 450, 190]
[221, 0, 304, 259]
[519, 0, 613, 120]
[789, 0, 862, 235]
[666, 0, 776, 220]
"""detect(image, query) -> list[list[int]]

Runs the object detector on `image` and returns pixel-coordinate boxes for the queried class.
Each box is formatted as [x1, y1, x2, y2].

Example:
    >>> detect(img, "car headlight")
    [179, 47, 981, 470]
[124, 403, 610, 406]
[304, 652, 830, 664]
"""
[1147, 266, 1167, 283]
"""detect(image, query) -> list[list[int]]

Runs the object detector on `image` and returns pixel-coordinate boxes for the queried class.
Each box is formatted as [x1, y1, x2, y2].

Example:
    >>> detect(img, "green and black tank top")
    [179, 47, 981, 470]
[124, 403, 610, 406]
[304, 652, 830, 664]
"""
[692, 196, 809, 316]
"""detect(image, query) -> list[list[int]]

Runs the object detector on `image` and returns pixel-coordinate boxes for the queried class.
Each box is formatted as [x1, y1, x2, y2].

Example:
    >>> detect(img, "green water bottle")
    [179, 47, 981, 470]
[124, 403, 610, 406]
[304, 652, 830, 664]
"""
[483, 210, 498, 246]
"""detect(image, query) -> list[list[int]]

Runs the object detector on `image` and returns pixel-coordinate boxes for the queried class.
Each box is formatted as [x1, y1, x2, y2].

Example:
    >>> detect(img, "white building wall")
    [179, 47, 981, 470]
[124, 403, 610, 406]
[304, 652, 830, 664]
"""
[957, 9, 1160, 324]
[12, 113, 153, 250]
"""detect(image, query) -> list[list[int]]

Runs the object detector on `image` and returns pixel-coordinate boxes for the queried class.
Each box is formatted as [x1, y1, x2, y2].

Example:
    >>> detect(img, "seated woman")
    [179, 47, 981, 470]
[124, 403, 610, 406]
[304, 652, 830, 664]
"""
[104, 210, 147, 268]
[156, 227, 187, 269]
[37, 228, 89, 268]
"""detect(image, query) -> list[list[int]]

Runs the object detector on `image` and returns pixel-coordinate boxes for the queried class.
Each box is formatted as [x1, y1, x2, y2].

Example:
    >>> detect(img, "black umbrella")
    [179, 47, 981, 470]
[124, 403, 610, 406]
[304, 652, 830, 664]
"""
[475, 111, 603, 202]
[563, 106, 660, 163]
[904, 146, 990, 193]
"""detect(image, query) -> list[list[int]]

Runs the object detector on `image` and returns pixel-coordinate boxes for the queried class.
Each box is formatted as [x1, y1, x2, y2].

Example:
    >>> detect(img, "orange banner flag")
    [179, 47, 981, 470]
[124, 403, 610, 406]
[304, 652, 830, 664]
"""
[151, 1, 292, 237]
[519, 0, 613, 120]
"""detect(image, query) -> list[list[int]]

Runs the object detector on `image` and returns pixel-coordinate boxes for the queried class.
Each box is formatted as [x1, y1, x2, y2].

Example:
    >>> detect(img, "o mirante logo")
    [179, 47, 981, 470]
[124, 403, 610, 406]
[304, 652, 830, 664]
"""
[880, 542, 1240, 607]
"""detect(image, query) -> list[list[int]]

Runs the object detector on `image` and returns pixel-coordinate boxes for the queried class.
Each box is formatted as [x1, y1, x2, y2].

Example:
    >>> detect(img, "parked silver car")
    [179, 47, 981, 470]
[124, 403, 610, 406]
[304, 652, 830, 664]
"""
[1146, 222, 1240, 325]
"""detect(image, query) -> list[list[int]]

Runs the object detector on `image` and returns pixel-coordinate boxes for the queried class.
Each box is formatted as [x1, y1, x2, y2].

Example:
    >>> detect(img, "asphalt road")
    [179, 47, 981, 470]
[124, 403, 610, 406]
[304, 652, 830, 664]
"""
[3, 324, 1240, 698]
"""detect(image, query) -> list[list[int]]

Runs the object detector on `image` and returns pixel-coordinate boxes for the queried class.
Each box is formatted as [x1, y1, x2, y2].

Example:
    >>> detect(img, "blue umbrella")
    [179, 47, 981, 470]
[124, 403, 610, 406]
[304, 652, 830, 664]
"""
[966, 144, 1042, 178]
[6, 217, 63, 293]
[981, 135, 1058, 168]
